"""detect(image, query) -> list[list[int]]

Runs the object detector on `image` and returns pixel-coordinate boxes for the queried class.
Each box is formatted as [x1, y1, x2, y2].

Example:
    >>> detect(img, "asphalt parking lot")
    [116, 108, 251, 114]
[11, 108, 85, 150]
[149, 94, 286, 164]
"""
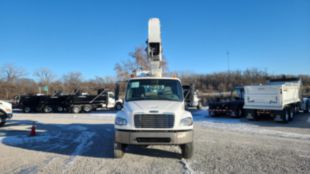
[0, 110, 309, 174]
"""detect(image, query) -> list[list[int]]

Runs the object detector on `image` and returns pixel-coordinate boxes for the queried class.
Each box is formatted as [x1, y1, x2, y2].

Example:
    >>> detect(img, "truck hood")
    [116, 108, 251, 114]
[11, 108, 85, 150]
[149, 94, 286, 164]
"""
[124, 100, 184, 114]
[0, 100, 13, 113]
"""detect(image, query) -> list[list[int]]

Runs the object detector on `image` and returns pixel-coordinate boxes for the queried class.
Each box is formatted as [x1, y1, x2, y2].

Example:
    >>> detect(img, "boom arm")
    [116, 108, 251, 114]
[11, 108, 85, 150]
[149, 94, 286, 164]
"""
[147, 18, 163, 77]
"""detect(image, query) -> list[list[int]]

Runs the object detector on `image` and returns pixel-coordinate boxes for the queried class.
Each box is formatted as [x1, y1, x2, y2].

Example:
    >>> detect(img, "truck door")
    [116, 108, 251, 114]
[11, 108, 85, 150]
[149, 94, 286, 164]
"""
[108, 93, 116, 108]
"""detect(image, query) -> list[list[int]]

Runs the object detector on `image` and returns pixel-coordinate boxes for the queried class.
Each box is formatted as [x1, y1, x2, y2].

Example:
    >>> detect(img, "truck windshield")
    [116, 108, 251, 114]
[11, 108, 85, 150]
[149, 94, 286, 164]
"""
[125, 79, 184, 101]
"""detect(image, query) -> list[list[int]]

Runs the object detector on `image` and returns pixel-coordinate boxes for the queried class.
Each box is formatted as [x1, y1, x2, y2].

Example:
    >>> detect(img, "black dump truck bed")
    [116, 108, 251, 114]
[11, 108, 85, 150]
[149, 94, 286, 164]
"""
[15, 90, 110, 113]
[208, 87, 244, 117]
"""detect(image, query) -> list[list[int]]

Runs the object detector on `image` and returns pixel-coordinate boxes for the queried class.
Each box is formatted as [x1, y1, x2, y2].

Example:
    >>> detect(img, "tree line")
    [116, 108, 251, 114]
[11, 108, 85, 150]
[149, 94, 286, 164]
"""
[0, 64, 116, 100]
[1, 47, 309, 100]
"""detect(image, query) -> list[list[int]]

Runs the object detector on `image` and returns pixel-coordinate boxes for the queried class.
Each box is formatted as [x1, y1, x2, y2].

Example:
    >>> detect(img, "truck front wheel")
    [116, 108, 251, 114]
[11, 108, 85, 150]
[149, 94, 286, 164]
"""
[83, 105, 92, 112]
[115, 103, 123, 111]
[114, 143, 125, 158]
[180, 142, 193, 159]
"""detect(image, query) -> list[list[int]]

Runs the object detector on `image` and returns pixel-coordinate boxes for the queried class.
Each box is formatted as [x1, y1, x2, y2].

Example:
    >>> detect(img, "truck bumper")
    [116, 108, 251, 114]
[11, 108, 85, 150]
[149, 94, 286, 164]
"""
[0, 113, 13, 119]
[115, 129, 193, 145]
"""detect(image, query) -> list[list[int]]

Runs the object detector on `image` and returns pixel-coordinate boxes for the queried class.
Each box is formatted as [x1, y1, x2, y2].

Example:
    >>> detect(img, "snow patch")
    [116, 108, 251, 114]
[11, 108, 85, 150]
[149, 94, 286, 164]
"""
[197, 121, 310, 141]
[193, 109, 310, 141]
[64, 128, 96, 170]
[180, 158, 195, 174]
[0, 134, 52, 145]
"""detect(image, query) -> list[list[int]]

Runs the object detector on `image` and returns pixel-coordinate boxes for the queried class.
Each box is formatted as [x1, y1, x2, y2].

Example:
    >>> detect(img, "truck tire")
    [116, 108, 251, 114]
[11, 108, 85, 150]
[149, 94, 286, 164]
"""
[83, 105, 92, 112]
[281, 108, 289, 123]
[180, 142, 193, 159]
[245, 110, 257, 121]
[289, 107, 295, 121]
[115, 103, 123, 111]
[0, 118, 6, 126]
[114, 143, 125, 158]
[72, 106, 81, 114]
[305, 103, 310, 113]
[57, 106, 64, 112]
[23, 107, 31, 113]
[235, 109, 243, 118]
[43, 106, 53, 113]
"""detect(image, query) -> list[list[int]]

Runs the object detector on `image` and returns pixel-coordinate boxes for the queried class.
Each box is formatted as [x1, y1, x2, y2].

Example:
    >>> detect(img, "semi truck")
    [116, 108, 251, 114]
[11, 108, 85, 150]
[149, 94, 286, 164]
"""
[15, 89, 122, 113]
[243, 78, 302, 123]
[114, 18, 194, 159]
[0, 100, 13, 126]
[208, 87, 244, 117]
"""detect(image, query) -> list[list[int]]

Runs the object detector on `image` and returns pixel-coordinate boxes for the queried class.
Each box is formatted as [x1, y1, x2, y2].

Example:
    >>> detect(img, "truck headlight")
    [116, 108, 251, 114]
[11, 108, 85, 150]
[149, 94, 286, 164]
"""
[180, 117, 193, 126]
[115, 117, 127, 126]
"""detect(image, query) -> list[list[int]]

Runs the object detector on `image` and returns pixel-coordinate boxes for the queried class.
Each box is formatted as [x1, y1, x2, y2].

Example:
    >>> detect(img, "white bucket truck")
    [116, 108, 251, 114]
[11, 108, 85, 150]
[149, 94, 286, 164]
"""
[114, 18, 194, 158]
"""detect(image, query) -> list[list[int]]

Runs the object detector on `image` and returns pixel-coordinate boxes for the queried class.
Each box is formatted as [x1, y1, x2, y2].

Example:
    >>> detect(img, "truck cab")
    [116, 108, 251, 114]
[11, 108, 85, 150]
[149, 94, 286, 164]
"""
[114, 77, 194, 158]
[208, 87, 244, 117]
[0, 100, 13, 126]
[183, 84, 202, 110]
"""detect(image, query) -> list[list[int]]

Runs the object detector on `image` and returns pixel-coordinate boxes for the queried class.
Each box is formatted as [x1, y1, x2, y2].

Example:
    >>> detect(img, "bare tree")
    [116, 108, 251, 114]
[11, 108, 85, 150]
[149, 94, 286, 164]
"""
[0, 64, 26, 82]
[114, 46, 168, 80]
[63, 72, 83, 93]
[34, 68, 55, 86]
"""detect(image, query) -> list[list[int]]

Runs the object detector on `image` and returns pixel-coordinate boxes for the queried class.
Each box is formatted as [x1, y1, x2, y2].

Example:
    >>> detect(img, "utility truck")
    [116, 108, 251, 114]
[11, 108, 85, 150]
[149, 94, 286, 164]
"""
[243, 78, 302, 123]
[114, 18, 194, 158]
[0, 100, 13, 126]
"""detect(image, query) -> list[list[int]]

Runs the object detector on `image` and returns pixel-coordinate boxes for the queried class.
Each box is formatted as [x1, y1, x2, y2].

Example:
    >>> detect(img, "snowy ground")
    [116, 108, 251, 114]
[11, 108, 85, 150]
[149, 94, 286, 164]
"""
[0, 109, 309, 174]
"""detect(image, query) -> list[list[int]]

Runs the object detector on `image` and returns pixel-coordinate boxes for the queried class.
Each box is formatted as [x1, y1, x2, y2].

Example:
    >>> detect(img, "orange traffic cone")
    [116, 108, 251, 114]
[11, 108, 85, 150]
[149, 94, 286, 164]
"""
[29, 121, 36, 136]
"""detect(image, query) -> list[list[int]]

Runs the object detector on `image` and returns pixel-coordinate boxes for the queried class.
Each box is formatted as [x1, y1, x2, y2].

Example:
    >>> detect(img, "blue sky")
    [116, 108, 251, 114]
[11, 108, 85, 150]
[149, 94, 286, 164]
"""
[0, 0, 309, 79]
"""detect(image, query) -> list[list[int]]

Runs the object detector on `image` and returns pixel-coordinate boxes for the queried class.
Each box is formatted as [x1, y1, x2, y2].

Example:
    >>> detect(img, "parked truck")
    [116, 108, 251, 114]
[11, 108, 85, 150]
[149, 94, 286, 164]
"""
[0, 100, 13, 126]
[243, 78, 302, 123]
[183, 84, 202, 109]
[15, 89, 123, 113]
[208, 87, 244, 117]
[114, 18, 194, 159]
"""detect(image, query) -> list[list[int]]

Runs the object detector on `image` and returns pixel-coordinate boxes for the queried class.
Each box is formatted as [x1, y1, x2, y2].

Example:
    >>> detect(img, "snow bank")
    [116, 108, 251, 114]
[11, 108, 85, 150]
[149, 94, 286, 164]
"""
[193, 109, 310, 141]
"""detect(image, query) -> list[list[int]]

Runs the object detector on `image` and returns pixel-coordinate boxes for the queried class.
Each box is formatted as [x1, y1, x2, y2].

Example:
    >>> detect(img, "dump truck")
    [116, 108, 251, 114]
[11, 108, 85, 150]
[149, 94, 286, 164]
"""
[114, 18, 194, 159]
[15, 89, 122, 113]
[243, 78, 302, 123]
[208, 87, 244, 117]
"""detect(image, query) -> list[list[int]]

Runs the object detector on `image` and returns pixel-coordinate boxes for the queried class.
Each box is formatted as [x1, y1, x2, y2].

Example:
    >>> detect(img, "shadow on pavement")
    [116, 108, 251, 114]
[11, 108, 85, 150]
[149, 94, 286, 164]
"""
[0, 119, 182, 159]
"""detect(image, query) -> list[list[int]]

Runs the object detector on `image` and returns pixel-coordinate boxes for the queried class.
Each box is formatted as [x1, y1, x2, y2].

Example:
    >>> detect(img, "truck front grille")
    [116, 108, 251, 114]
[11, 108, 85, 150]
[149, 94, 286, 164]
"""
[134, 114, 174, 128]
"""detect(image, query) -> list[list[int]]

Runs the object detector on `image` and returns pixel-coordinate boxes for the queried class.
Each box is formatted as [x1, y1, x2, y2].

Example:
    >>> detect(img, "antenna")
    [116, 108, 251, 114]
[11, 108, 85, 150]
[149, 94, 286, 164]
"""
[226, 51, 230, 72]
